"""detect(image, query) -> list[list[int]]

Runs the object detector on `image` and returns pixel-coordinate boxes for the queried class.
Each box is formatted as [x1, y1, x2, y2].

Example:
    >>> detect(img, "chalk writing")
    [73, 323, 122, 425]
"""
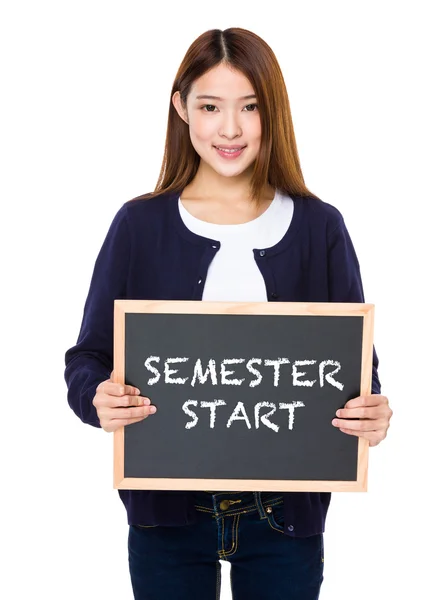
[183, 399, 306, 432]
[144, 356, 344, 389]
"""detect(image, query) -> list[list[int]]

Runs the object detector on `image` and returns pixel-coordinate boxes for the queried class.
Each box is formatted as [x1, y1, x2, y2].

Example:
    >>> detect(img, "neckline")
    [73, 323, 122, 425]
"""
[178, 189, 279, 230]
[169, 188, 306, 256]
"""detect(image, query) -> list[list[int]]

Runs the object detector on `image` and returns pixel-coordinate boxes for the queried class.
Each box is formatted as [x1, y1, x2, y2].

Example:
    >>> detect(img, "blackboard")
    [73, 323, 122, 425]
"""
[113, 301, 374, 492]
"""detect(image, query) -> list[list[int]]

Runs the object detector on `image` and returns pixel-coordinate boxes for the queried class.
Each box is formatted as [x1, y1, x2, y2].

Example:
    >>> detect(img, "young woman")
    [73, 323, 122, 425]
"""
[64, 27, 393, 600]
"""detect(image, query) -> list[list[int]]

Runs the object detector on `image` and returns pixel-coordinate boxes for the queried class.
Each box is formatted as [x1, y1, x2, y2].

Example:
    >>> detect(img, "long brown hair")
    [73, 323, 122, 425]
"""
[134, 27, 319, 204]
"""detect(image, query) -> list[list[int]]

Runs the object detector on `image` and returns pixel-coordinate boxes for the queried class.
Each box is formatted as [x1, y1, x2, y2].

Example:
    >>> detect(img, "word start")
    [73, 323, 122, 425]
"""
[144, 356, 345, 432]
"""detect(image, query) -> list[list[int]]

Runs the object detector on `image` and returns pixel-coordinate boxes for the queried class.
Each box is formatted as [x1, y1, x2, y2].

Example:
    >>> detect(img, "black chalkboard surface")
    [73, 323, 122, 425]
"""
[113, 301, 374, 492]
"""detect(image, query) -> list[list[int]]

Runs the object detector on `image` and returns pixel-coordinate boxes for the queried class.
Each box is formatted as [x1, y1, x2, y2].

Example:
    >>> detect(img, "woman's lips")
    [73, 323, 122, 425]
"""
[214, 146, 246, 159]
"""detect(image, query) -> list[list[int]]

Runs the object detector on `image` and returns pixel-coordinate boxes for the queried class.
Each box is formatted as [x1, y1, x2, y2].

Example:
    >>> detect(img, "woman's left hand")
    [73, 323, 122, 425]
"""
[332, 394, 393, 447]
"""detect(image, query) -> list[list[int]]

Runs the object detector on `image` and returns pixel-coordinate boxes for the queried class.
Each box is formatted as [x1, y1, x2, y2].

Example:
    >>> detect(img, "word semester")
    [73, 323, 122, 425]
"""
[144, 356, 344, 389]
[144, 356, 345, 431]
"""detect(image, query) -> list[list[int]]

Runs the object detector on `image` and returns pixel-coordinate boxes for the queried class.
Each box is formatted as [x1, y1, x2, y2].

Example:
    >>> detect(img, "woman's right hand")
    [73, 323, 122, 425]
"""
[93, 370, 157, 432]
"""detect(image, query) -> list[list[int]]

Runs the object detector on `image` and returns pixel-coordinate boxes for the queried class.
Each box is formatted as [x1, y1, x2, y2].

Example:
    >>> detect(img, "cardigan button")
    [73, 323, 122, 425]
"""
[287, 525, 294, 531]
[259, 250, 266, 257]
[271, 292, 278, 299]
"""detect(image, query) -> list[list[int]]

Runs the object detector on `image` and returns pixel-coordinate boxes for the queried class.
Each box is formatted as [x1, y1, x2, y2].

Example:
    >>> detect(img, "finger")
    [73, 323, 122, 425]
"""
[99, 380, 141, 397]
[108, 394, 151, 408]
[101, 405, 156, 421]
[94, 392, 149, 408]
[338, 427, 360, 436]
[339, 428, 385, 446]
[332, 418, 386, 432]
[344, 395, 386, 409]
[335, 406, 381, 420]
[104, 415, 154, 432]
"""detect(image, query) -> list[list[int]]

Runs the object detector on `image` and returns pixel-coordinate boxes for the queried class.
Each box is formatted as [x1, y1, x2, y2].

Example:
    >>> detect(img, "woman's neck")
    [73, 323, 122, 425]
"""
[180, 182, 276, 225]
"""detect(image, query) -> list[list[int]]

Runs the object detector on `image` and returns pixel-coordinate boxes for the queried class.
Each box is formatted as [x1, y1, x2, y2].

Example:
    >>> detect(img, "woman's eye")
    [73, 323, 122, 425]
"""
[201, 104, 258, 112]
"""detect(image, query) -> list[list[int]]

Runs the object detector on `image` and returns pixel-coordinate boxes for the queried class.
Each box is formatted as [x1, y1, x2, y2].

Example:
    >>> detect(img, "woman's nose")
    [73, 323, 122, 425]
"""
[219, 111, 242, 137]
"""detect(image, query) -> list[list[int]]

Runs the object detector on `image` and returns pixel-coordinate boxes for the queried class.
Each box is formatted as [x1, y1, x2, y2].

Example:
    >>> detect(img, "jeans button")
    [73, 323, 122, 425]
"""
[219, 500, 230, 510]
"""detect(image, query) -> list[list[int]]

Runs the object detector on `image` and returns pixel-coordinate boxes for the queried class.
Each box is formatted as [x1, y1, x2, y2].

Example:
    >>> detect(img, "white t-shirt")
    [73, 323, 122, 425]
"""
[178, 189, 294, 302]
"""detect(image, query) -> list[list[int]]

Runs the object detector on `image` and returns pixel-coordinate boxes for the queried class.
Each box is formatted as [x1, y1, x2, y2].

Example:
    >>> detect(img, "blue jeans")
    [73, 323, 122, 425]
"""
[128, 490, 324, 599]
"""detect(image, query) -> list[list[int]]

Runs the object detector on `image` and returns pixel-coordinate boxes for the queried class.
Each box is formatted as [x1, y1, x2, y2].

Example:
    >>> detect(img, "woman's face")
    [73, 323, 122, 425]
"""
[172, 63, 261, 179]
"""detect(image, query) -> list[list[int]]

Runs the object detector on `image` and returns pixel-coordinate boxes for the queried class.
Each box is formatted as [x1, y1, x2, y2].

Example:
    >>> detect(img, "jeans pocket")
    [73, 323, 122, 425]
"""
[265, 500, 285, 534]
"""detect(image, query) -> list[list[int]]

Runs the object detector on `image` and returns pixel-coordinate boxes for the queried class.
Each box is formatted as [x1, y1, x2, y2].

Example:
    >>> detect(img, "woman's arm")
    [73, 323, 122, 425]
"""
[327, 212, 381, 396]
[327, 212, 392, 445]
[64, 204, 130, 427]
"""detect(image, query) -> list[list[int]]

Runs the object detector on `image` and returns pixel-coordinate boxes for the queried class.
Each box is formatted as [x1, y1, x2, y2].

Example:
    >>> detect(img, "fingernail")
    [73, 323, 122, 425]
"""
[143, 398, 151, 405]
[332, 419, 338, 426]
[336, 410, 341, 416]
[135, 389, 141, 395]
[150, 406, 157, 413]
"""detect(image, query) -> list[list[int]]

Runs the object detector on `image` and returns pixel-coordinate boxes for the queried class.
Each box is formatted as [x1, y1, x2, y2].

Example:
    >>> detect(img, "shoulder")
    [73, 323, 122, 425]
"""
[288, 193, 346, 237]
[123, 190, 174, 218]
[109, 191, 175, 236]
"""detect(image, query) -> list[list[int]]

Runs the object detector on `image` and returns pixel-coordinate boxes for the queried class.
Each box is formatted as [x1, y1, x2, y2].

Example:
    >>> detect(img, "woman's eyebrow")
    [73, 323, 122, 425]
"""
[195, 94, 257, 101]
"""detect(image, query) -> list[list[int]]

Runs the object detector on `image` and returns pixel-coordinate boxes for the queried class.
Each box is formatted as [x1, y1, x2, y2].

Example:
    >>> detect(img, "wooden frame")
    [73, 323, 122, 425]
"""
[113, 300, 374, 492]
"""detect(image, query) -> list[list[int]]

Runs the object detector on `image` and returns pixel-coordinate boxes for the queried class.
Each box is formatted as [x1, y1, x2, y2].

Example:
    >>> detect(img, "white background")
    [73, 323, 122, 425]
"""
[1, 1, 444, 598]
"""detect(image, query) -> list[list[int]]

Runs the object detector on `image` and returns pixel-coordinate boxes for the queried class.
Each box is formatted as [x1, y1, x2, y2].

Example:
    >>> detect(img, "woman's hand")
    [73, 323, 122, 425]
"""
[93, 370, 156, 432]
[332, 394, 393, 447]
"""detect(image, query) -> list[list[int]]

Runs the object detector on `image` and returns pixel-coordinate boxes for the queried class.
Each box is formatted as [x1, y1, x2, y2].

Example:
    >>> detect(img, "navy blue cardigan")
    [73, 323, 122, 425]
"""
[64, 189, 381, 537]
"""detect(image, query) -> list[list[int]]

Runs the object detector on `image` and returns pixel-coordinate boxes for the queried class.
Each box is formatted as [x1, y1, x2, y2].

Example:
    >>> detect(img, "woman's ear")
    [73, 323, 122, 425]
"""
[172, 91, 189, 124]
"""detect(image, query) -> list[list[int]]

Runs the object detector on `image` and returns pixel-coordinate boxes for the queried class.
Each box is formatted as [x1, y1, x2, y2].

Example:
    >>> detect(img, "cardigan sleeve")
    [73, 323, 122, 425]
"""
[64, 204, 130, 427]
[327, 214, 382, 396]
